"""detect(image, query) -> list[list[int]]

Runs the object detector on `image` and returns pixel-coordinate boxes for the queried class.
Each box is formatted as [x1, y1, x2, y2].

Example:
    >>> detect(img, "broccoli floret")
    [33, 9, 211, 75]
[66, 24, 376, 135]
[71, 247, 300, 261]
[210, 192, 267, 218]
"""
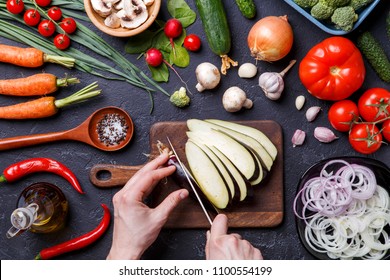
[310, 1, 336, 20]
[331, 6, 358, 31]
[293, 0, 319, 8]
[322, 0, 350, 8]
[349, 0, 374, 11]
[170, 87, 190, 108]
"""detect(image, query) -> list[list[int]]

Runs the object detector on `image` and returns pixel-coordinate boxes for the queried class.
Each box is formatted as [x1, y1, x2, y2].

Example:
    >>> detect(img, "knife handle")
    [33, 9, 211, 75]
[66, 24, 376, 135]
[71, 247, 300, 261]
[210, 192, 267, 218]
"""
[89, 164, 144, 188]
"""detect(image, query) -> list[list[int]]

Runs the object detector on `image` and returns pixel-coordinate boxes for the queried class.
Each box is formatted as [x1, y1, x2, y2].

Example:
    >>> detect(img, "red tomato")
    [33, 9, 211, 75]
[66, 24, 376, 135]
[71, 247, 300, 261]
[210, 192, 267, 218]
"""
[183, 34, 201, 52]
[6, 0, 24, 14]
[35, 0, 51, 6]
[349, 123, 382, 154]
[47, 6, 62, 21]
[358, 88, 390, 122]
[53, 34, 70, 50]
[299, 37, 365, 101]
[382, 120, 390, 142]
[328, 100, 359, 132]
[38, 19, 56, 37]
[60, 17, 77, 34]
[23, 9, 41, 27]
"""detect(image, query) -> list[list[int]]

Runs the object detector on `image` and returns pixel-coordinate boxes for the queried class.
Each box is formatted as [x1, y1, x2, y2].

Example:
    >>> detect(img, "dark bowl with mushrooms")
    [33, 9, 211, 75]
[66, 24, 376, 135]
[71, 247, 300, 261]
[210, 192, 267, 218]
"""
[84, 0, 161, 37]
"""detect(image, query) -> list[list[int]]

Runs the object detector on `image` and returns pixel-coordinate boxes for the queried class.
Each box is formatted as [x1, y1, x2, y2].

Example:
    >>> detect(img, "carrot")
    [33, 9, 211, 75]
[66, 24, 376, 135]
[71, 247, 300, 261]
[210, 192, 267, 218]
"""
[0, 44, 75, 68]
[0, 82, 101, 119]
[0, 73, 79, 96]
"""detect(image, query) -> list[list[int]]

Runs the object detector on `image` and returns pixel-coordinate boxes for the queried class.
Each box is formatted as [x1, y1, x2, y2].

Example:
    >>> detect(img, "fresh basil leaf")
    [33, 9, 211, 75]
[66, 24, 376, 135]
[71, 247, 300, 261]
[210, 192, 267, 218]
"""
[169, 44, 190, 68]
[167, 0, 196, 28]
[149, 63, 169, 82]
[125, 30, 155, 54]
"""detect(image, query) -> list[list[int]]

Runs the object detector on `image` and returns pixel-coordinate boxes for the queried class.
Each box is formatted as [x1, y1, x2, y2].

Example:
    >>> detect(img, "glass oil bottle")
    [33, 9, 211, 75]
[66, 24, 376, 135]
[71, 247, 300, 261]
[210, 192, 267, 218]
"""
[6, 182, 69, 238]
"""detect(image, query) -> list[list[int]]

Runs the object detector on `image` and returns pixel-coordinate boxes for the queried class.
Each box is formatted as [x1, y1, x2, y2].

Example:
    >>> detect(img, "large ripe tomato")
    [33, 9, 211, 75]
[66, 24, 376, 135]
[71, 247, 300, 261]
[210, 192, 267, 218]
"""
[358, 88, 390, 122]
[328, 100, 359, 132]
[299, 37, 365, 101]
[349, 123, 382, 154]
[382, 120, 390, 142]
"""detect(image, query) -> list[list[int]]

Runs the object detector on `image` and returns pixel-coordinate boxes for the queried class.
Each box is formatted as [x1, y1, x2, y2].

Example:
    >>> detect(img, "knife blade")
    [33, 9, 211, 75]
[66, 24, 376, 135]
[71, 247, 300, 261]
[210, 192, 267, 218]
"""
[166, 137, 213, 226]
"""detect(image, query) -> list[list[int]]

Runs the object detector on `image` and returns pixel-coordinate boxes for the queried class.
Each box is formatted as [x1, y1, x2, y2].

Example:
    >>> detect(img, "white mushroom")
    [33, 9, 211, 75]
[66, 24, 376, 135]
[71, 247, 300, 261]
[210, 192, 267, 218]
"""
[104, 12, 121, 28]
[143, 0, 154, 6]
[91, 0, 113, 17]
[114, 0, 124, 10]
[195, 62, 221, 92]
[222, 86, 253, 113]
[119, 0, 148, 29]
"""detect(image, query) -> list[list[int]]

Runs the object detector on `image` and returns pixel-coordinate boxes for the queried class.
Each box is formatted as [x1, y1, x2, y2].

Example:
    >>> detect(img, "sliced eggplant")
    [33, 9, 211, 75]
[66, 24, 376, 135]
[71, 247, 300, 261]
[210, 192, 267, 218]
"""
[209, 145, 249, 202]
[205, 119, 278, 160]
[187, 119, 273, 172]
[186, 130, 257, 181]
[185, 141, 230, 209]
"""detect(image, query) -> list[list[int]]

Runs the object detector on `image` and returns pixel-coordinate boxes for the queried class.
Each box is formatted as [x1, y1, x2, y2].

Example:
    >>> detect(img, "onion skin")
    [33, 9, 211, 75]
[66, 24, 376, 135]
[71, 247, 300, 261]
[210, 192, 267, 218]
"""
[247, 15, 293, 62]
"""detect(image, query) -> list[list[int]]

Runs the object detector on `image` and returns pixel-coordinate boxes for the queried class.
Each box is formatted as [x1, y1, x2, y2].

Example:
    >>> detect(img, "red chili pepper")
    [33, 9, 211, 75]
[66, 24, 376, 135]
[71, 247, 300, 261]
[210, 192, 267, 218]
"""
[0, 157, 84, 194]
[35, 203, 111, 260]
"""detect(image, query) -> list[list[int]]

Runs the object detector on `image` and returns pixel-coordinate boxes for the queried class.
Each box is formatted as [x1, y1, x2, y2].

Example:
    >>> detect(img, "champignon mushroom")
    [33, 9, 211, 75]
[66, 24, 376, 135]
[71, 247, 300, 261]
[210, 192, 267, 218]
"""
[222, 86, 253, 113]
[143, 0, 154, 6]
[91, 0, 113, 17]
[119, 0, 148, 29]
[114, 0, 124, 10]
[104, 12, 121, 28]
[195, 62, 221, 92]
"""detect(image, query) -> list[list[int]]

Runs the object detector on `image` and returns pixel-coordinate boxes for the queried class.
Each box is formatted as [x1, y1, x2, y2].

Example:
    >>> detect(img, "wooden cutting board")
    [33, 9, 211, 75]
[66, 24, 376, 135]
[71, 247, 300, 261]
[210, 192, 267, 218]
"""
[89, 120, 284, 228]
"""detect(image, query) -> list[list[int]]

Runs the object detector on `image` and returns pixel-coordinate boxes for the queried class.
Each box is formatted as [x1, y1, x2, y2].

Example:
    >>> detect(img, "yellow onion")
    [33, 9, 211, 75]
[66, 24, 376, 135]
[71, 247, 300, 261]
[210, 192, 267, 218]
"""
[247, 15, 293, 62]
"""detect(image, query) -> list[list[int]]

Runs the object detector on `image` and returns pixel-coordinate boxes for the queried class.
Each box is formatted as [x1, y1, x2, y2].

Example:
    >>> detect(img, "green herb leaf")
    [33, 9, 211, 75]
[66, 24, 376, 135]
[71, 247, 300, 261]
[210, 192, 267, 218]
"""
[167, 0, 196, 28]
[169, 44, 190, 68]
[154, 31, 171, 53]
[125, 30, 155, 54]
[149, 63, 169, 82]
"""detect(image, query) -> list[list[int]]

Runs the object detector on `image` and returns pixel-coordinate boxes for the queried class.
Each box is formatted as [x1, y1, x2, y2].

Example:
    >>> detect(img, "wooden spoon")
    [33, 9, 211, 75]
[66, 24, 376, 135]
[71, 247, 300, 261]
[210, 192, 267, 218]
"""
[0, 106, 134, 152]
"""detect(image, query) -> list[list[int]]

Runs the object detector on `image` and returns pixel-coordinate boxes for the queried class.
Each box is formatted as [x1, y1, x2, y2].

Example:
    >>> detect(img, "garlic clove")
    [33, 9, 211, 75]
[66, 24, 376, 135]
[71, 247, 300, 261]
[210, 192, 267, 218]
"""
[238, 63, 257, 78]
[314, 127, 338, 143]
[305, 106, 321, 122]
[292, 129, 306, 147]
[295, 95, 305, 110]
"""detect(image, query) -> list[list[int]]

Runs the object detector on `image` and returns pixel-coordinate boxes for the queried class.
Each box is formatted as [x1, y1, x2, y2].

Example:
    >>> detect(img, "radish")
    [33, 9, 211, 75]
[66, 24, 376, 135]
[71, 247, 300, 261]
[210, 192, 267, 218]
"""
[164, 18, 183, 50]
[145, 48, 163, 67]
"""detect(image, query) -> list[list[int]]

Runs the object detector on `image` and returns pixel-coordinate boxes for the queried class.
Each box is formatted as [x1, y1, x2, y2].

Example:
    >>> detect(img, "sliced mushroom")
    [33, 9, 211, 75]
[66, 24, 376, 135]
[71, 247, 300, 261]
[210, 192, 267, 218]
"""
[104, 12, 121, 28]
[143, 0, 154, 6]
[119, 0, 148, 29]
[113, 0, 124, 10]
[91, 0, 113, 17]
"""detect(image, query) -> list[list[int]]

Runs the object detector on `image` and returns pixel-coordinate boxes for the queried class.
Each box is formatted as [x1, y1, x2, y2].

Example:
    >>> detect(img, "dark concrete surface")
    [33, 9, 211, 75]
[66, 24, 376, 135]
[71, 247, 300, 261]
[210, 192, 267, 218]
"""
[0, 0, 389, 260]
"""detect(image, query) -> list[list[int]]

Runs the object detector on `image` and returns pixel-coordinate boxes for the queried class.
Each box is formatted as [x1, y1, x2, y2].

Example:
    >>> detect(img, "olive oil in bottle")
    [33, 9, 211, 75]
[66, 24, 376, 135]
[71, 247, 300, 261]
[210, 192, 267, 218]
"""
[6, 182, 68, 238]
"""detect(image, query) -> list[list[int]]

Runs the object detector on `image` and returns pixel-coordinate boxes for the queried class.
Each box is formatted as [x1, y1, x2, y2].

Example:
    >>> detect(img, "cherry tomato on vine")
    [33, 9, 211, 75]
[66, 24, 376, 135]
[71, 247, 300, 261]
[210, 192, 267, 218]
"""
[35, 0, 51, 7]
[38, 19, 56, 37]
[47, 7, 62, 21]
[60, 17, 77, 34]
[183, 34, 201, 52]
[358, 88, 390, 122]
[382, 120, 390, 142]
[23, 9, 41, 27]
[53, 34, 71, 50]
[349, 123, 382, 154]
[6, 0, 24, 14]
[328, 100, 359, 132]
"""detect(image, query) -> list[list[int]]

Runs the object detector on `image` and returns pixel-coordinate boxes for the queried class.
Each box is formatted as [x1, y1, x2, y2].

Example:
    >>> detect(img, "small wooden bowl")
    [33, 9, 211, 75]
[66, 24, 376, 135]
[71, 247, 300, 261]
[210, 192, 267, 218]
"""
[83, 0, 161, 37]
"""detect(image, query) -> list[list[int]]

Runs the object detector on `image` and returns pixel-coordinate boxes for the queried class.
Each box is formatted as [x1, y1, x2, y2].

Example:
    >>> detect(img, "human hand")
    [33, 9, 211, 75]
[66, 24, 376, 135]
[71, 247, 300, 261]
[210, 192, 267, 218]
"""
[205, 214, 263, 260]
[107, 151, 189, 260]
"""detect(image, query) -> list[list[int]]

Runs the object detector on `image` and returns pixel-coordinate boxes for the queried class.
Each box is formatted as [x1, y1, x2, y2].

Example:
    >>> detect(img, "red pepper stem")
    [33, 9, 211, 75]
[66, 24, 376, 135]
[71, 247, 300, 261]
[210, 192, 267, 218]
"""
[0, 175, 6, 182]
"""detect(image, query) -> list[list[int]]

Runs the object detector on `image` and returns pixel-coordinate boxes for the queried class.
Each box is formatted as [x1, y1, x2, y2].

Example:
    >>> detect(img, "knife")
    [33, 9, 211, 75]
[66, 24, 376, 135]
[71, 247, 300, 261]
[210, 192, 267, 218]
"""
[166, 137, 213, 226]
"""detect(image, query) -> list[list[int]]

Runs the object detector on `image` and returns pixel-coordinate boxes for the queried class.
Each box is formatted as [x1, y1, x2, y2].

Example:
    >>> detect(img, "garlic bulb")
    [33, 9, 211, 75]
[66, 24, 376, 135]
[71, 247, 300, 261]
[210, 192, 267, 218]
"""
[259, 60, 296, 100]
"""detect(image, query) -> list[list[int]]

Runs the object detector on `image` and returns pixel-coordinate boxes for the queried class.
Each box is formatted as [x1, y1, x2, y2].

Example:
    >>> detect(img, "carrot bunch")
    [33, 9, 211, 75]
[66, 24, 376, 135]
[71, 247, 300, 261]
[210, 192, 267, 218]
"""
[0, 82, 101, 119]
[0, 73, 79, 96]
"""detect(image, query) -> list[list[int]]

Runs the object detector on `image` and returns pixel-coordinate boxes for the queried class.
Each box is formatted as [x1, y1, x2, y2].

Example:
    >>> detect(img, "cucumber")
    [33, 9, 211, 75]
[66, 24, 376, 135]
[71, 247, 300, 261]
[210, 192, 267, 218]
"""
[357, 32, 390, 83]
[195, 0, 237, 74]
[235, 0, 256, 19]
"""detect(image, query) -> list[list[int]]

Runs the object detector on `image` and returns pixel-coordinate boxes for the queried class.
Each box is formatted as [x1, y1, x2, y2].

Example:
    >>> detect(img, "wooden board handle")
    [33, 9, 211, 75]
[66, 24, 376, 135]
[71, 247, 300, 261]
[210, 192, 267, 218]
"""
[89, 164, 144, 188]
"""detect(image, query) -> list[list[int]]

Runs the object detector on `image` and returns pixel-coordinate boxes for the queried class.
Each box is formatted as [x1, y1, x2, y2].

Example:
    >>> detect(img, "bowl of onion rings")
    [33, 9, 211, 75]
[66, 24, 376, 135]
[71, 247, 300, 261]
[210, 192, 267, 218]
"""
[294, 157, 390, 260]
